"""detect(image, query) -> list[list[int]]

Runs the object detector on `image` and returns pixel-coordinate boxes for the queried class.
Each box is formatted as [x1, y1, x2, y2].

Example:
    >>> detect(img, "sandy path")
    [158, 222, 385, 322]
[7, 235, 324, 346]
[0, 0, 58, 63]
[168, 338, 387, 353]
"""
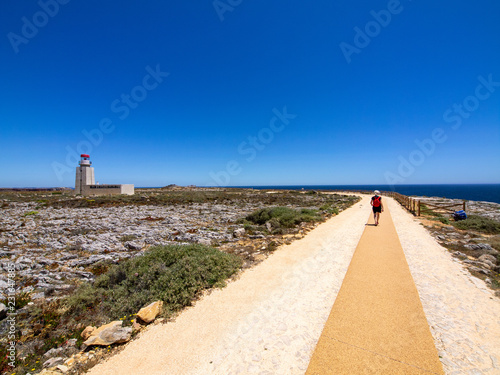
[306, 202, 443, 374]
[86, 195, 500, 374]
[387, 198, 500, 374]
[87, 196, 370, 375]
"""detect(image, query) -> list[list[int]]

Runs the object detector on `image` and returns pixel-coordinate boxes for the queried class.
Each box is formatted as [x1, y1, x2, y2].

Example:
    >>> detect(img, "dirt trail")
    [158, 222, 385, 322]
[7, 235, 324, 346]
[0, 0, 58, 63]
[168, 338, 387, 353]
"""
[86, 195, 500, 374]
[87, 196, 370, 375]
[306, 201, 443, 374]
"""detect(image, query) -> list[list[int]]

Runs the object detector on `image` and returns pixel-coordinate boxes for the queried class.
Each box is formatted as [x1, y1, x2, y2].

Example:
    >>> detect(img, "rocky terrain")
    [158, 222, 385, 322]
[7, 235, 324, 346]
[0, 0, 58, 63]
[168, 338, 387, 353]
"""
[1, 201, 256, 302]
[0, 189, 357, 300]
[414, 196, 500, 295]
[415, 195, 500, 221]
[0, 188, 358, 374]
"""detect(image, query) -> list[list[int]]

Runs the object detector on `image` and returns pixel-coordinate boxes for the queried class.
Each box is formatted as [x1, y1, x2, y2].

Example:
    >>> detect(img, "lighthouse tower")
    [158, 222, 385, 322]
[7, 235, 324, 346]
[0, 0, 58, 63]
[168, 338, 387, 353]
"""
[75, 154, 95, 195]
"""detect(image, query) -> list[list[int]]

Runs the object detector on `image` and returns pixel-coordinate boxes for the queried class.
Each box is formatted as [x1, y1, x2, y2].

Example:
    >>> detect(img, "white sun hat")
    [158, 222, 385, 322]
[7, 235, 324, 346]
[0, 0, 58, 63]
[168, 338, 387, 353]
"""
[374, 190, 380, 195]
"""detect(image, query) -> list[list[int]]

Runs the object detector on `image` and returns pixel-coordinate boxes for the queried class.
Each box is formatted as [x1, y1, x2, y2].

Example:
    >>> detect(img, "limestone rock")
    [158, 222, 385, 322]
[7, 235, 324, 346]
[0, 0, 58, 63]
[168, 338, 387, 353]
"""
[197, 238, 212, 246]
[0, 302, 7, 320]
[63, 338, 78, 348]
[132, 319, 143, 332]
[137, 301, 163, 324]
[125, 241, 143, 251]
[43, 356, 65, 368]
[43, 347, 65, 358]
[465, 243, 493, 251]
[57, 364, 69, 373]
[478, 254, 497, 265]
[57, 365, 69, 374]
[233, 228, 245, 238]
[81, 326, 96, 340]
[83, 321, 132, 347]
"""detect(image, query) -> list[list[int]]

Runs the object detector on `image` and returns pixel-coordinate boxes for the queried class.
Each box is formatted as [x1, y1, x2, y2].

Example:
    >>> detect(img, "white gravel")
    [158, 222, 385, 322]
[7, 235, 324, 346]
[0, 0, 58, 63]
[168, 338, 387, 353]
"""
[387, 198, 500, 375]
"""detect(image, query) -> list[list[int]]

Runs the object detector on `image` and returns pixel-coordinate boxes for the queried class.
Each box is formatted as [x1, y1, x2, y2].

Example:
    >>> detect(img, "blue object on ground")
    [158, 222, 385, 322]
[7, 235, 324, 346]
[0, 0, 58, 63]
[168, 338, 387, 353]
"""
[453, 210, 467, 221]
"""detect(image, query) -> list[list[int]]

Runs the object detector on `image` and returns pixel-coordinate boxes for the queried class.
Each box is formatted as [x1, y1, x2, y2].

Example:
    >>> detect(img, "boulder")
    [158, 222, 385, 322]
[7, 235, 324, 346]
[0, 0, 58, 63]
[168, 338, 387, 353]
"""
[0, 280, 9, 290]
[62, 338, 77, 348]
[0, 302, 7, 320]
[137, 301, 163, 324]
[43, 356, 65, 368]
[83, 321, 132, 347]
[478, 254, 497, 265]
[197, 238, 212, 246]
[81, 326, 96, 340]
[43, 347, 65, 358]
[233, 228, 245, 238]
[124, 241, 143, 251]
[57, 364, 69, 373]
[465, 243, 493, 251]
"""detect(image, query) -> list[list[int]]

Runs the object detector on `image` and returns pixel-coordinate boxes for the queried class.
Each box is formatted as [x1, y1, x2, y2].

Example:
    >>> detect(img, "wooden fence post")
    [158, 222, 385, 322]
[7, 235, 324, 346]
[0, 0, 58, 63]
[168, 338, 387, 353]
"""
[463, 201, 466, 211]
[417, 200, 421, 216]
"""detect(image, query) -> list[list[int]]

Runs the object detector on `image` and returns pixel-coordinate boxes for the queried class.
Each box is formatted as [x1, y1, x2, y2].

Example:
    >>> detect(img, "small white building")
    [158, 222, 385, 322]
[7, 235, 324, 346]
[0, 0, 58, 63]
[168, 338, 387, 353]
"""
[75, 154, 134, 196]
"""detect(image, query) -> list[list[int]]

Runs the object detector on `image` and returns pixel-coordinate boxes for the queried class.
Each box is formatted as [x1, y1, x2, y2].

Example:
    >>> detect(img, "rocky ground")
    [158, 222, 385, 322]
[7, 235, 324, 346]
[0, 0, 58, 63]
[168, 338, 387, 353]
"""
[0, 188, 358, 374]
[415, 196, 500, 221]
[413, 196, 500, 295]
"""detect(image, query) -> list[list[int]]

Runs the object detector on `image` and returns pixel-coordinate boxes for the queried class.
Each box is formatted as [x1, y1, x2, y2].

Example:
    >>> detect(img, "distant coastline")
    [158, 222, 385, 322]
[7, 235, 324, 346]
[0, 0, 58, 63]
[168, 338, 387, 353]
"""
[1, 184, 499, 205]
[226, 184, 500, 205]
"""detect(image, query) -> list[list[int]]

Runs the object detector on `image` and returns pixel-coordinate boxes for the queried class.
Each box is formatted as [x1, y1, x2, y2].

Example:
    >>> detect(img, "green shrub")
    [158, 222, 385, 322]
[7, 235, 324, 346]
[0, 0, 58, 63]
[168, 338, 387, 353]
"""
[244, 206, 321, 228]
[65, 244, 242, 323]
[320, 203, 339, 215]
[453, 215, 500, 234]
[22, 211, 38, 217]
[439, 217, 450, 225]
[488, 235, 500, 251]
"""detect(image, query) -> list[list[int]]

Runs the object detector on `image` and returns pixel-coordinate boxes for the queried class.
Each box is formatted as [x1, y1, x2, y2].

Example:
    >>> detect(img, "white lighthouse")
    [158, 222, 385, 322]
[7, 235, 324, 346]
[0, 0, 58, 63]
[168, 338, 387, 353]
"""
[75, 154, 95, 195]
[74, 154, 134, 196]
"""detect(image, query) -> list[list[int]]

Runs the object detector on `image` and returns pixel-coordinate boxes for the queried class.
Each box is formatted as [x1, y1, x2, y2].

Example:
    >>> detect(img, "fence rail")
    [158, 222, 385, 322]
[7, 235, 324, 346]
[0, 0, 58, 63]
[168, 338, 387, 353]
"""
[325, 189, 466, 216]
[384, 191, 466, 216]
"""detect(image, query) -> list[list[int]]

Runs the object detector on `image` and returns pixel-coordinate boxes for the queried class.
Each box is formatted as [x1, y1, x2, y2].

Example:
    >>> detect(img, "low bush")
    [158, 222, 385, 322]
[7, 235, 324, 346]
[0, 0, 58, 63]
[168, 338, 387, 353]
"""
[244, 206, 322, 228]
[320, 204, 339, 215]
[439, 217, 450, 225]
[453, 215, 500, 234]
[64, 244, 242, 324]
[488, 235, 500, 251]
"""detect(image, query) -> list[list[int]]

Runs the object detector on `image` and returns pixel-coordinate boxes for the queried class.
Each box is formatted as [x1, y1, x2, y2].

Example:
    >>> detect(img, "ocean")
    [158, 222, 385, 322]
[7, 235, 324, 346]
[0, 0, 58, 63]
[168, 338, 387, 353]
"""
[231, 184, 500, 204]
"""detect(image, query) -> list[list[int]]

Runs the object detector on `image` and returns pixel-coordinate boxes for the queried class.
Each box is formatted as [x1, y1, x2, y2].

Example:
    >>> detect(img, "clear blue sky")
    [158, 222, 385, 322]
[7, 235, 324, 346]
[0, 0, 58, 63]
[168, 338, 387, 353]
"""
[1, 0, 499, 188]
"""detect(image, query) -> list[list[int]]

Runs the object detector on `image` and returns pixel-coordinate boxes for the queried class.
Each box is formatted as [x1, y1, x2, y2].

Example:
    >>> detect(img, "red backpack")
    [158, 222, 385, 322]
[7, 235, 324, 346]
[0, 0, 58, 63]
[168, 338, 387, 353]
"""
[372, 196, 381, 207]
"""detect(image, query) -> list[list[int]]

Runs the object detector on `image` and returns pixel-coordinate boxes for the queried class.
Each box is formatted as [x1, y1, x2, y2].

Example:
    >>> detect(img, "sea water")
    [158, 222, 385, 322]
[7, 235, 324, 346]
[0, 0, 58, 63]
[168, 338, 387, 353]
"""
[233, 184, 500, 204]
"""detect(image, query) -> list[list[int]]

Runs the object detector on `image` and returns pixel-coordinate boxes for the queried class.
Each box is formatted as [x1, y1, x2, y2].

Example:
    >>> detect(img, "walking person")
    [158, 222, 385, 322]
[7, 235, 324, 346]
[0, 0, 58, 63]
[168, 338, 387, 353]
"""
[371, 190, 384, 226]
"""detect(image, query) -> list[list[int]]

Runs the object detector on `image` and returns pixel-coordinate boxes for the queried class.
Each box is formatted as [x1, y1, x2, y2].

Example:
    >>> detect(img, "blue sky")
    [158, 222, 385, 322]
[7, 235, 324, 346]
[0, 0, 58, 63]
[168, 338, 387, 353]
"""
[1, 0, 499, 188]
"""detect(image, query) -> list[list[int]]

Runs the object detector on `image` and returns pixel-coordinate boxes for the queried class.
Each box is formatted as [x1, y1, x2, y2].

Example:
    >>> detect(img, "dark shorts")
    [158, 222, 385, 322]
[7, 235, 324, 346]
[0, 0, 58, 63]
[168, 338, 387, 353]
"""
[372, 206, 382, 213]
